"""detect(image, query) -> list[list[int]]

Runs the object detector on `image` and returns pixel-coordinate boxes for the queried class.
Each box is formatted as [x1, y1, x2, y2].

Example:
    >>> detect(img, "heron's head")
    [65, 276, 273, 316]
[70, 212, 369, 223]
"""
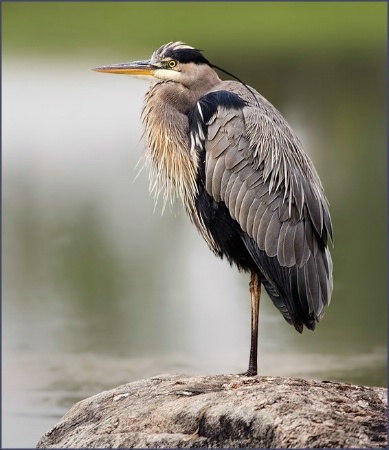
[93, 41, 221, 89]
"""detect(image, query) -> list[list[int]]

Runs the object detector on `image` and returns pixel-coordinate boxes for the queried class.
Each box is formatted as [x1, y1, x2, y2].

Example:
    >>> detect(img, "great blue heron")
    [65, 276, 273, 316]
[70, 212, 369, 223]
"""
[94, 41, 333, 376]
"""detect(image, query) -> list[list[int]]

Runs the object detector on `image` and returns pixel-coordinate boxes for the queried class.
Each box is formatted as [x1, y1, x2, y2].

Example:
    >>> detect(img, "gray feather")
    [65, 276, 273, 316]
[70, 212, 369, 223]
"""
[297, 263, 310, 316]
[304, 259, 321, 317]
[282, 223, 297, 268]
[223, 172, 238, 203]
[210, 155, 227, 200]
[220, 168, 232, 199]
[234, 181, 249, 221]
[226, 176, 244, 220]
[205, 151, 218, 195]
[236, 163, 255, 183]
[294, 221, 310, 268]
[256, 204, 275, 249]
[277, 222, 289, 266]
[301, 176, 323, 237]
[225, 148, 247, 172]
[246, 170, 263, 189]
[238, 188, 256, 233]
[265, 210, 283, 257]
[314, 252, 329, 311]
[208, 133, 229, 158]
[304, 219, 318, 257]
[252, 196, 278, 248]
[245, 198, 261, 237]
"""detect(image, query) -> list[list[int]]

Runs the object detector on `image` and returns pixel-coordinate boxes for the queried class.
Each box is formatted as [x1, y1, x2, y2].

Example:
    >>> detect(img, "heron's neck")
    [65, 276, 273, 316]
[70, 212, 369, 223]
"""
[141, 82, 200, 211]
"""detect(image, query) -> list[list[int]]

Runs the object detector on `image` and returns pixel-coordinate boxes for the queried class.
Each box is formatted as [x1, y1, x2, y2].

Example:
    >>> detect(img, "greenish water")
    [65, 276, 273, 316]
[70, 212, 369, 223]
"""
[2, 3, 387, 448]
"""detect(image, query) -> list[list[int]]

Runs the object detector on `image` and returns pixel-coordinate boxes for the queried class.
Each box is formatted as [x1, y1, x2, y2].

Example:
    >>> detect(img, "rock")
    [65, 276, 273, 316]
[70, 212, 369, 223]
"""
[36, 374, 387, 448]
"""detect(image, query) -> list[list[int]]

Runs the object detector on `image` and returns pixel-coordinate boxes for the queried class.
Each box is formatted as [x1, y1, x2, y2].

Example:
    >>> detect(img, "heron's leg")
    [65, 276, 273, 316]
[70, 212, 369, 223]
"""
[245, 271, 261, 376]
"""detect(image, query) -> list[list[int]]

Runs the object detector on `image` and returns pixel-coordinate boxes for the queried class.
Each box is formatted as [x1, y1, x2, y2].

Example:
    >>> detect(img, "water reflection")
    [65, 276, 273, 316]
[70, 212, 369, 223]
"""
[3, 57, 386, 448]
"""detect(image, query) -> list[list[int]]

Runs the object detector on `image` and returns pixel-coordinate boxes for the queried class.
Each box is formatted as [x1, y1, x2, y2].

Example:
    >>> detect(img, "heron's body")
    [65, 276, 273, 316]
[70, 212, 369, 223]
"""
[94, 42, 333, 375]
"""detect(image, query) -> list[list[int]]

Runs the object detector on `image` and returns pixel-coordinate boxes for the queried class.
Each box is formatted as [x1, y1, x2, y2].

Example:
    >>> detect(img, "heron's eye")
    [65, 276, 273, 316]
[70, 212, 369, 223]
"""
[167, 60, 177, 68]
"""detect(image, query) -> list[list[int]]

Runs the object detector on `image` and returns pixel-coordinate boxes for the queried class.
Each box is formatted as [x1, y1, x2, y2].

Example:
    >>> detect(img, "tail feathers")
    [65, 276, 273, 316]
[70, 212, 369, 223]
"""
[242, 234, 332, 331]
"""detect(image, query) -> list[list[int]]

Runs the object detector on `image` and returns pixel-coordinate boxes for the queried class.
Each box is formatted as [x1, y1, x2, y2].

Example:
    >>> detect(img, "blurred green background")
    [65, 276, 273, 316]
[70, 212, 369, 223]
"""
[2, 2, 387, 448]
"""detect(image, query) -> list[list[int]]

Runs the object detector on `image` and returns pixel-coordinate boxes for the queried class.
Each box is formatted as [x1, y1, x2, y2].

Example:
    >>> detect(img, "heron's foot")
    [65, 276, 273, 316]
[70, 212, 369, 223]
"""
[238, 369, 257, 377]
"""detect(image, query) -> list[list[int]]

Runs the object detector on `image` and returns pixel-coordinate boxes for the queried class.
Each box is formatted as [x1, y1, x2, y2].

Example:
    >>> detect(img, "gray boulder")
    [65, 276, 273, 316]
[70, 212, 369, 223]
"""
[37, 374, 387, 448]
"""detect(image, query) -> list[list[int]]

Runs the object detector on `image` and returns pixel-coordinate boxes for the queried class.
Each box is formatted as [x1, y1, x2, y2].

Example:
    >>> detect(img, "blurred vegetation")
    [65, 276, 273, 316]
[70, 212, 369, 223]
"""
[3, 2, 386, 60]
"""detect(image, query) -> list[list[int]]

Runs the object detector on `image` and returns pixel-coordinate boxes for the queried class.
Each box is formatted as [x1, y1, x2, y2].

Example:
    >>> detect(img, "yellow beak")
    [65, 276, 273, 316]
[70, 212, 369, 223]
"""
[92, 59, 157, 76]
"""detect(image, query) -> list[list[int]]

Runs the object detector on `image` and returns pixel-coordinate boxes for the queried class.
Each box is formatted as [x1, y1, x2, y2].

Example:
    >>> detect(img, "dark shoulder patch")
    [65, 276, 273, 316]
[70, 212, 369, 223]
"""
[188, 90, 246, 162]
[189, 90, 246, 126]
[188, 91, 247, 187]
[199, 91, 246, 123]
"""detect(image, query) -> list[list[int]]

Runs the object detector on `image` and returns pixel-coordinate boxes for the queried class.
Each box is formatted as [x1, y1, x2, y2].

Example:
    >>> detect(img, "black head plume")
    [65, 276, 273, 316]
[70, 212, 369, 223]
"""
[153, 42, 210, 65]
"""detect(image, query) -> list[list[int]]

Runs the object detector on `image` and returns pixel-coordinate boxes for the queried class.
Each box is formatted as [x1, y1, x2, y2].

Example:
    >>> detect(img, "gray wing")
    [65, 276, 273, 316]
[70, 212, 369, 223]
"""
[195, 84, 333, 330]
